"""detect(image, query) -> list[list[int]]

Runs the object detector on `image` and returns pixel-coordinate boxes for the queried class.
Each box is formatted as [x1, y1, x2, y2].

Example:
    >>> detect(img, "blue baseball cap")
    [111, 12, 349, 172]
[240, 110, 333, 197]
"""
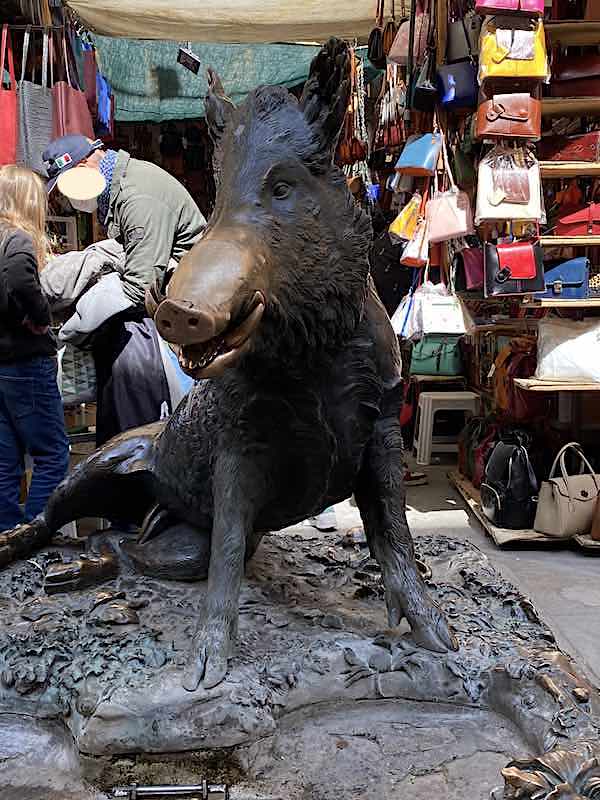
[42, 135, 104, 192]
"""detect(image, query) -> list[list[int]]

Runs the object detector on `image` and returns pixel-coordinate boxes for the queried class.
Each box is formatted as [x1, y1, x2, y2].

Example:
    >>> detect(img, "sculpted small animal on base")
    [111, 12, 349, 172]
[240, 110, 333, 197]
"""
[0, 39, 457, 690]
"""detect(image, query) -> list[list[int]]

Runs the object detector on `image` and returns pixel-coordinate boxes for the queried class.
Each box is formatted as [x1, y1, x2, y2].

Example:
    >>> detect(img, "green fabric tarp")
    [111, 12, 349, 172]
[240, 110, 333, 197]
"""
[93, 36, 372, 123]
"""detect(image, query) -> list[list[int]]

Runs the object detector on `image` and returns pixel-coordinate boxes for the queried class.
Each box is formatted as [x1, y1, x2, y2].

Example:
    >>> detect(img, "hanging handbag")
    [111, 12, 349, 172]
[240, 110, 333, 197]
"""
[534, 443, 600, 539]
[537, 257, 590, 300]
[539, 132, 600, 163]
[555, 203, 600, 237]
[16, 27, 53, 175]
[475, 146, 543, 225]
[479, 18, 549, 83]
[437, 60, 478, 111]
[383, 0, 399, 55]
[0, 25, 17, 167]
[454, 247, 484, 290]
[388, 0, 431, 67]
[481, 438, 538, 530]
[551, 54, 600, 98]
[426, 135, 475, 243]
[409, 334, 463, 376]
[368, 0, 387, 69]
[389, 191, 422, 240]
[52, 31, 95, 140]
[447, 3, 482, 64]
[400, 214, 430, 268]
[410, 47, 438, 112]
[484, 241, 545, 297]
[476, 81, 541, 141]
[395, 132, 443, 176]
[475, 0, 544, 14]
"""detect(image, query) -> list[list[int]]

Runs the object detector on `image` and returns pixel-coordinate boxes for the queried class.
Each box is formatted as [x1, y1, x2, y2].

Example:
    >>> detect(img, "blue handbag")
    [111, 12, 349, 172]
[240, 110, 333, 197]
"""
[537, 257, 590, 300]
[395, 132, 443, 176]
[437, 61, 478, 110]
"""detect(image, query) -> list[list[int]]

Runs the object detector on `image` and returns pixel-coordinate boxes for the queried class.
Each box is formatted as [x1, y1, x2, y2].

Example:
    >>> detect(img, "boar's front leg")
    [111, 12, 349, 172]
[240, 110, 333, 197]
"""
[183, 451, 259, 691]
[354, 390, 458, 654]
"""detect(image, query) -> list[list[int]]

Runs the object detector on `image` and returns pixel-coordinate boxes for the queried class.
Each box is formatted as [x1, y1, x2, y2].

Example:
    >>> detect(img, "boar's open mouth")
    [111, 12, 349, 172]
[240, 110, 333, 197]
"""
[177, 290, 265, 379]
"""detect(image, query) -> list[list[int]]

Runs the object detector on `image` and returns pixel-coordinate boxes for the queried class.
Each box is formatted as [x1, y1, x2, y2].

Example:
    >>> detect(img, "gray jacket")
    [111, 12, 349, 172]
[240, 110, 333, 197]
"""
[104, 151, 207, 307]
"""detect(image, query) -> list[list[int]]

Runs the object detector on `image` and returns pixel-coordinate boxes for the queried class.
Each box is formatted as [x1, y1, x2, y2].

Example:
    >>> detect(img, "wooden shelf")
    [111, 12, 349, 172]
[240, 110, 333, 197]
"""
[540, 161, 600, 178]
[540, 235, 600, 246]
[514, 378, 600, 392]
[522, 297, 600, 308]
[542, 97, 600, 117]
[545, 20, 600, 45]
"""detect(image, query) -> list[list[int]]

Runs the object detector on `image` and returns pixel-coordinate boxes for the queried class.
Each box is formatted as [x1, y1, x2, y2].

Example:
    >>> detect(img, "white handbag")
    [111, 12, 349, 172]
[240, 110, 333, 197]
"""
[536, 318, 600, 383]
[475, 146, 544, 225]
[534, 443, 600, 539]
[426, 135, 475, 244]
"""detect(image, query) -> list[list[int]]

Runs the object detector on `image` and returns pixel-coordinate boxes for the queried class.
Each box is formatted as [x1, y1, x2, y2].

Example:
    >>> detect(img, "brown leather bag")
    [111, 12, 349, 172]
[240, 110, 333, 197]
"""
[551, 54, 600, 97]
[586, 0, 600, 19]
[591, 496, 600, 540]
[476, 82, 541, 140]
[539, 131, 600, 162]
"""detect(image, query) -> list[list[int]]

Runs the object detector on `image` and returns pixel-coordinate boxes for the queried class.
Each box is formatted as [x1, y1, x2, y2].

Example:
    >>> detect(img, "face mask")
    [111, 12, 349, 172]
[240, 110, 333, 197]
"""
[70, 196, 98, 214]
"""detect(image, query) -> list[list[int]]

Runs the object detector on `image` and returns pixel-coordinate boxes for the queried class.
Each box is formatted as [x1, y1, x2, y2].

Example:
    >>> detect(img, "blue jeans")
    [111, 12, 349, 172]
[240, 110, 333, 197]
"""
[0, 356, 69, 531]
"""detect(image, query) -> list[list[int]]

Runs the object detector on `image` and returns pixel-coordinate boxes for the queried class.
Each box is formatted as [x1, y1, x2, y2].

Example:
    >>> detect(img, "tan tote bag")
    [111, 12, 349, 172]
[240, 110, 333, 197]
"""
[534, 442, 600, 539]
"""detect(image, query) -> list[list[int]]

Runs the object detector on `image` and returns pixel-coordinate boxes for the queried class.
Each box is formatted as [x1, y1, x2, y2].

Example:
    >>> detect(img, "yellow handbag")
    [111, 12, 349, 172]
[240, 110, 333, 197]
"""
[389, 191, 422, 240]
[479, 18, 549, 82]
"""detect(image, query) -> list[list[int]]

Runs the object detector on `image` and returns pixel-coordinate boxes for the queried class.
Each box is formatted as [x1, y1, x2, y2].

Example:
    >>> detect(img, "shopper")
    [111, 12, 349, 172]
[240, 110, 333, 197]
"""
[0, 165, 69, 531]
[41, 135, 207, 445]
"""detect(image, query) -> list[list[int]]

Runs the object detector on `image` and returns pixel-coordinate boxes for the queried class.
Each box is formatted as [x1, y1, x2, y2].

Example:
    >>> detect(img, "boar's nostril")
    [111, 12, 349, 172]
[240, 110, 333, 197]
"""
[189, 318, 199, 327]
[162, 320, 172, 329]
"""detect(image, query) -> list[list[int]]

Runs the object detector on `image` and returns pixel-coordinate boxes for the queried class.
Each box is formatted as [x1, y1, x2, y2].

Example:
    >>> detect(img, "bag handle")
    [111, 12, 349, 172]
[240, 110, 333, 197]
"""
[1, 24, 15, 89]
[549, 442, 600, 501]
[20, 25, 31, 84]
[440, 130, 458, 192]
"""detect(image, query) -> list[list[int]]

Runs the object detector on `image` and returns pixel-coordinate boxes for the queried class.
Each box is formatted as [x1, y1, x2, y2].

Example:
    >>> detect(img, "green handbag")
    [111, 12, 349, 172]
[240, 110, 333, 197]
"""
[409, 334, 464, 376]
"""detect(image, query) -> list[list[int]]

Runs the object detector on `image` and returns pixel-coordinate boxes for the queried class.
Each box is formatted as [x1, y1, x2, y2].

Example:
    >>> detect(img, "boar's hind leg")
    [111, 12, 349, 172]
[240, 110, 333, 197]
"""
[0, 429, 157, 569]
[354, 388, 458, 654]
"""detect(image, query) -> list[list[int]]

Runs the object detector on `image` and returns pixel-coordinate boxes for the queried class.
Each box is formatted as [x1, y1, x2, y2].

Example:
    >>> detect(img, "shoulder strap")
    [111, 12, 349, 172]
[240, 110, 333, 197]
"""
[1, 25, 15, 87]
[20, 26, 31, 84]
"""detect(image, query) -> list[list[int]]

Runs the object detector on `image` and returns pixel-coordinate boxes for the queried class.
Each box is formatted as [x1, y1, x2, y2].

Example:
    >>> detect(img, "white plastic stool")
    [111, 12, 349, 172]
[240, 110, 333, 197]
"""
[413, 391, 480, 466]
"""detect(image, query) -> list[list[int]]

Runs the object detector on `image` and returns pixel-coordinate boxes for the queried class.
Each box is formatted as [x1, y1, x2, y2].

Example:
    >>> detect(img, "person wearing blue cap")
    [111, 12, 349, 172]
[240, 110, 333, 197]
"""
[42, 134, 207, 446]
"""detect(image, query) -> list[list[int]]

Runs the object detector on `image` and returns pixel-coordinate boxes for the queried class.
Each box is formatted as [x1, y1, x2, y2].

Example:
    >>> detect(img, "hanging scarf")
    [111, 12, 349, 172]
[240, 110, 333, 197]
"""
[97, 149, 118, 227]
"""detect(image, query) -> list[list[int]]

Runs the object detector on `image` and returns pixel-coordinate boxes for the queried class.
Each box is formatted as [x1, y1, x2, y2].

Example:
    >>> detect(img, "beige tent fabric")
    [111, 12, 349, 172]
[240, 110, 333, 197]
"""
[65, 0, 374, 42]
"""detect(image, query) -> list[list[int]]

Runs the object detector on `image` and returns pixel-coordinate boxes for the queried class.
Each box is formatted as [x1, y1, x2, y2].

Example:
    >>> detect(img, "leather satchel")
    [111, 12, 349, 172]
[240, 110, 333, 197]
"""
[539, 132, 600, 163]
[481, 439, 538, 530]
[556, 203, 600, 237]
[534, 443, 600, 539]
[476, 147, 543, 225]
[476, 82, 541, 141]
[409, 334, 463, 376]
[551, 54, 600, 98]
[479, 18, 549, 83]
[484, 241, 545, 297]
[537, 257, 590, 300]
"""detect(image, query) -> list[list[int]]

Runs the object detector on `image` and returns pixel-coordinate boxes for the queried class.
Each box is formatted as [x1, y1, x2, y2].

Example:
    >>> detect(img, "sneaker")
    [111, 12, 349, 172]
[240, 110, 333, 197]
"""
[404, 469, 428, 487]
[309, 506, 338, 532]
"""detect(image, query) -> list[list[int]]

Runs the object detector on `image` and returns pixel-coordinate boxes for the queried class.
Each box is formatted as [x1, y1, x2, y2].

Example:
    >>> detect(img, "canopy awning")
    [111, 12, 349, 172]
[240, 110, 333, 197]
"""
[67, 0, 374, 43]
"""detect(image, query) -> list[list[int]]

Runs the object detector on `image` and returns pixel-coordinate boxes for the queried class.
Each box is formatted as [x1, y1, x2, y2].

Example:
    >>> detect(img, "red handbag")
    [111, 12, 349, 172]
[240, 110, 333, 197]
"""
[497, 241, 538, 280]
[0, 25, 17, 166]
[556, 203, 600, 236]
[539, 132, 600, 162]
[51, 31, 95, 140]
[551, 54, 600, 97]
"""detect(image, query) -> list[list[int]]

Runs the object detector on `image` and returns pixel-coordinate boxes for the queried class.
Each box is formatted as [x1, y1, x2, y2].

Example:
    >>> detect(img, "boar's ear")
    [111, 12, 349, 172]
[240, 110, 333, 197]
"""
[205, 68, 235, 181]
[300, 38, 351, 156]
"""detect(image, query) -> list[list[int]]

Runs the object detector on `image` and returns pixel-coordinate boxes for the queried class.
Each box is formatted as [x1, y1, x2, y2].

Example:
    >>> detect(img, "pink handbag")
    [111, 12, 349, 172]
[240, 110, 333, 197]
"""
[51, 31, 94, 139]
[387, 0, 431, 66]
[462, 248, 484, 290]
[475, 0, 544, 14]
[0, 25, 17, 166]
[426, 135, 475, 244]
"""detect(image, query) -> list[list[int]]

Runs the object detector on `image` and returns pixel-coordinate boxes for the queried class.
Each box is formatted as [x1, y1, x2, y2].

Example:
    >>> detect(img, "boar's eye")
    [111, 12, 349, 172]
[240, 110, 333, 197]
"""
[272, 181, 292, 200]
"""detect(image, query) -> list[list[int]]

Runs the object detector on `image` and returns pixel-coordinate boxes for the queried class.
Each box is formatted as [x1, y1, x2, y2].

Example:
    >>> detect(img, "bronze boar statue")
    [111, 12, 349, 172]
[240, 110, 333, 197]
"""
[0, 39, 457, 690]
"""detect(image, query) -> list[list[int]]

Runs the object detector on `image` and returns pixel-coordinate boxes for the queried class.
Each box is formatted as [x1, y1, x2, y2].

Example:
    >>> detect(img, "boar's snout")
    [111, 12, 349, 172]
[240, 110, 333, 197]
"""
[154, 236, 267, 379]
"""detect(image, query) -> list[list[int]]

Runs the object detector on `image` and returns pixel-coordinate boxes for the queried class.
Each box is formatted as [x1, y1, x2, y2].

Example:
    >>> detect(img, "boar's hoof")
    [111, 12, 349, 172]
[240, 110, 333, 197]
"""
[120, 523, 211, 581]
[183, 618, 233, 691]
[386, 579, 459, 654]
[44, 548, 119, 595]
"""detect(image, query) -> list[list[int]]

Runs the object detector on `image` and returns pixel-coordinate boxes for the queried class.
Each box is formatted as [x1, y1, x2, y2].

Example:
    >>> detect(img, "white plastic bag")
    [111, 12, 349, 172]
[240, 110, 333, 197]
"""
[536, 318, 600, 383]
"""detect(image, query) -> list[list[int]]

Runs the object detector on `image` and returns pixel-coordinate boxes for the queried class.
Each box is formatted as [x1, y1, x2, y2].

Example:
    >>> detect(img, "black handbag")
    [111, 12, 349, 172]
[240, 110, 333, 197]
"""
[410, 47, 438, 111]
[484, 241, 545, 298]
[437, 60, 478, 110]
[480, 437, 538, 529]
[368, 0, 387, 69]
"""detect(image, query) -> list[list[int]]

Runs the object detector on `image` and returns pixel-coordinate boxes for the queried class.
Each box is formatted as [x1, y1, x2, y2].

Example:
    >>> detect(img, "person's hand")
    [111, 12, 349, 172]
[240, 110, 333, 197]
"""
[22, 317, 50, 335]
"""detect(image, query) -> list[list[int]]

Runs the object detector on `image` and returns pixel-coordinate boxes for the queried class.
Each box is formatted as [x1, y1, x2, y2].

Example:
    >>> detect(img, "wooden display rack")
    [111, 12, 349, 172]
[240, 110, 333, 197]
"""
[448, 470, 600, 552]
